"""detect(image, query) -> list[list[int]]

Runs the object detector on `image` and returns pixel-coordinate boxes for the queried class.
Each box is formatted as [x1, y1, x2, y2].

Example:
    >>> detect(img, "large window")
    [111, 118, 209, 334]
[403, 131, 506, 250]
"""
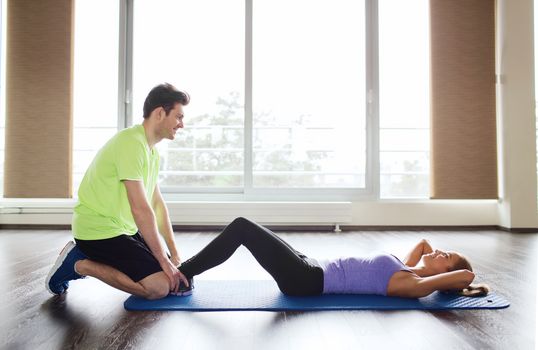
[72, 0, 431, 200]
[133, 0, 366, 194]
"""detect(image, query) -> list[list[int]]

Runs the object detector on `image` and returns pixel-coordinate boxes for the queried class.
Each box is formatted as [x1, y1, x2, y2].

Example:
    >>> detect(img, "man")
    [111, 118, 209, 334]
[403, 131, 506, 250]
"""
[46, 83, 192, 300]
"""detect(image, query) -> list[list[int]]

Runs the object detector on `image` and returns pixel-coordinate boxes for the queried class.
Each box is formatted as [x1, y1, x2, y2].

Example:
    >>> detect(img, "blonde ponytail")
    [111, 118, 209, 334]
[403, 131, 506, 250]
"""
[457, 283, 490, 297]
[448, 254, 490, 297]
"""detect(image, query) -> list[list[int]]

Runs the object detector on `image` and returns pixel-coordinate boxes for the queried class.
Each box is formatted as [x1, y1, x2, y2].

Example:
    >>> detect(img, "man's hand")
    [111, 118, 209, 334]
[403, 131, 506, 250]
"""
[160, 260, 181, 293]
[160, 259, 189, 294]
[169, 271, 190, 296]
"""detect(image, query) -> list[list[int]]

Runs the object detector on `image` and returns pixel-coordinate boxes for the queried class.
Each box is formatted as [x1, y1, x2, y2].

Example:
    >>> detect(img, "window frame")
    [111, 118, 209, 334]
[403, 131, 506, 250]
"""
[119, 0, 379, 201]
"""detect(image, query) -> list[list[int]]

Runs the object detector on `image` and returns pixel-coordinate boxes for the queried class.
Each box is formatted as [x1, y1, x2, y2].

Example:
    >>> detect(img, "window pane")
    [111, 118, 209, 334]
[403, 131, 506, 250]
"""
[380, 174, 429, 198]
[379, 0, 430, 198]
[73, 0, 119, 195]
[380, 151, 429, 173]
[253, 0, 366, 188]
[380, 129, 429, 152]
[133, 0, 244, 189]
[73, 1, 119, 128]
[159, 173, 242, 188]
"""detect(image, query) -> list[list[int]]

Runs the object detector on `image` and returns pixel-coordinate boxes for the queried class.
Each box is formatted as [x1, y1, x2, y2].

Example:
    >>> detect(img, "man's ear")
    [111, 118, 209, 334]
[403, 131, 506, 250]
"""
[155, 107, 165, 120]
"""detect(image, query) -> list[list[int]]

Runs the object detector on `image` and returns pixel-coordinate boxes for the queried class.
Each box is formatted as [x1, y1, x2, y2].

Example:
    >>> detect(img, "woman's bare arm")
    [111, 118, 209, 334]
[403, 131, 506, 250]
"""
[395, 270, 475, 298]
[403, 239, 433, 267]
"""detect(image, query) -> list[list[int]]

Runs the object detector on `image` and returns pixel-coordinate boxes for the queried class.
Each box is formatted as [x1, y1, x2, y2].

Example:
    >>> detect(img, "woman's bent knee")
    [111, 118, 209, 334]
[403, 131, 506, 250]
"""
[226, 217, 253, 238]
[231, 216, 250, 227]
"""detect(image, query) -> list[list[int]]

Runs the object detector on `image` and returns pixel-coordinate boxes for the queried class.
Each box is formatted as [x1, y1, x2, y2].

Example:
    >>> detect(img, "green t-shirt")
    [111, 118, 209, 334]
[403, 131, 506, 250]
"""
[73, 124, 160, 240]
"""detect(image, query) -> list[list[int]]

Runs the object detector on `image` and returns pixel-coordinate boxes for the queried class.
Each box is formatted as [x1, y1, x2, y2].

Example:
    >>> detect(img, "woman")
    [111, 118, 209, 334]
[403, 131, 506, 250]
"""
[177, 217, 488, 298]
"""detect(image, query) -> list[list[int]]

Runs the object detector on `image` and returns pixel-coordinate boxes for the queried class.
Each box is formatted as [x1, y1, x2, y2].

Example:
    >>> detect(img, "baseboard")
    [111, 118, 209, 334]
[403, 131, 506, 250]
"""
[0, 224, 71, 230]
[171, 225, 336, 232]
[1, 224, 536, 232]
[0, 224, 338, 232]
[496, 226, 538, 233]
[340, 225, 501, 231]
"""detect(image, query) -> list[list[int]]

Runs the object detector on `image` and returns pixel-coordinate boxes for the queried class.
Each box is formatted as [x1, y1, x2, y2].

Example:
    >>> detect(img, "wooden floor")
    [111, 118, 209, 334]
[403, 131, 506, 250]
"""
[0, 229, 536, 349]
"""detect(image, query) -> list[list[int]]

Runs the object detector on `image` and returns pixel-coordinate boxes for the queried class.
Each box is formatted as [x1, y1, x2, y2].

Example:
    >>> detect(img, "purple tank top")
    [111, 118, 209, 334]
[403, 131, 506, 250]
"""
[319, 254, 411, 296]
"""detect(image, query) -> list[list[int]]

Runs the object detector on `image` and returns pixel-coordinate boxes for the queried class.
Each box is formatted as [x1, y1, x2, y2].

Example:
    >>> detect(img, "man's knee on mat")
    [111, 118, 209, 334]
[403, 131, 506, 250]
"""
[141, 283, 169, 300]
[139, 273, 171, 300]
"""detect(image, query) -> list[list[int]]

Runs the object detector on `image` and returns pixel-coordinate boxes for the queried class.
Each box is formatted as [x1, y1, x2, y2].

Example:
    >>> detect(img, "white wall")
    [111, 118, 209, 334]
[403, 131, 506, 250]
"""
[496, 0, 538, 228]
[351, 200, 498, 226]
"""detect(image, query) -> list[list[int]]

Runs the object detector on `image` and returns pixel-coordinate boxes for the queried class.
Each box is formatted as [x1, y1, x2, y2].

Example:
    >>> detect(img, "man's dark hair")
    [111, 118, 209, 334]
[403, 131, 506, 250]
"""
[143, 83, 190, 119]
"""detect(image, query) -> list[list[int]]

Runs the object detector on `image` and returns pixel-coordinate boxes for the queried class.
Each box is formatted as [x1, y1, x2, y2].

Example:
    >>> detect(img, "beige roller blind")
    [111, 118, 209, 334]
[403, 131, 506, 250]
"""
[430, 0, 497, 199]
[4, 0, 74, 198]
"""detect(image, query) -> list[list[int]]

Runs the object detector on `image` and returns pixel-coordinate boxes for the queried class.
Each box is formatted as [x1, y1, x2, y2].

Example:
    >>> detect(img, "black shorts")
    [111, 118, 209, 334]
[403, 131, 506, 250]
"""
[75, 232, 163, 283]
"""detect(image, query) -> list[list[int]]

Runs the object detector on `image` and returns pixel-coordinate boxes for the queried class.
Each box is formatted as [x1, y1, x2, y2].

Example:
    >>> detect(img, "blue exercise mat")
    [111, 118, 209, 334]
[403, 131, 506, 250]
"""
[124, 280, 509, 311]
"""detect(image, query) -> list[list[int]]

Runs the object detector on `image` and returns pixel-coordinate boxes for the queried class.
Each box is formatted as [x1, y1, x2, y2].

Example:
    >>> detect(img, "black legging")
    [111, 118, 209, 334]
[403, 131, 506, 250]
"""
[179, 217, 324, 296]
